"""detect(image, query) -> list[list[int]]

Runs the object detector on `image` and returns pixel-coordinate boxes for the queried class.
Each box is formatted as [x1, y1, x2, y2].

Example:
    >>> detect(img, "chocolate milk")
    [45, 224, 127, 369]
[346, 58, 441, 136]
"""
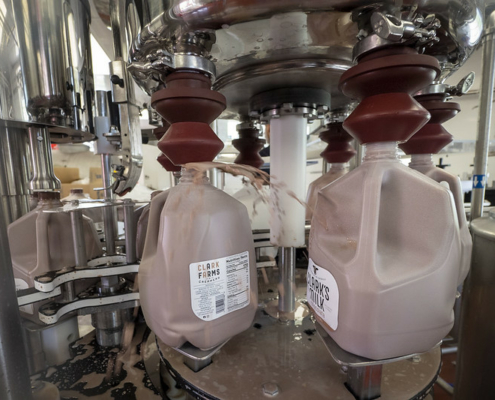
[409, 154, 472, 284]
[136, 190, 164, 260]
[306, 163, 348, 221]
[308, 142, 462, 360]
[139, 170, 258, 350]
[8, 192, 102, 323]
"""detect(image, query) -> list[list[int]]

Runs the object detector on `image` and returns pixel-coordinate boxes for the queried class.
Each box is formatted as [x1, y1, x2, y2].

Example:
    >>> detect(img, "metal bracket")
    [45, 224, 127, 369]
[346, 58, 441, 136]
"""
[110, 60, 129, 104]
[315, 321, 441, 400]
[157, 335, 229, 373]
[314, 321, 441, 367]
[38, 284, 139, 324]
[34, 263, 139, 292]
[17, 287, 62, 307]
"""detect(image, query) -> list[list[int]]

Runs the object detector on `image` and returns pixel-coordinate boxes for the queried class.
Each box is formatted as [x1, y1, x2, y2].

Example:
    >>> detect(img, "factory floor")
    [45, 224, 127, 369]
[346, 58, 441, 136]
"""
[433, 348, 457, 399]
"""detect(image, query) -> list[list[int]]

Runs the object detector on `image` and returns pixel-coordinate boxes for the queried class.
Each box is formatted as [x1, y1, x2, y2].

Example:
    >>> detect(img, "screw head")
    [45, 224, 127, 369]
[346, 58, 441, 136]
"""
[412, 355, 421, 363]
[262, 382, 279, 397]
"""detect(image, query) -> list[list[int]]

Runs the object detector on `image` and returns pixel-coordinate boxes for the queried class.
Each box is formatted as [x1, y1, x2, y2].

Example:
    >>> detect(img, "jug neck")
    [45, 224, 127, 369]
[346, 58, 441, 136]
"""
[179, 167, 209, 185]
[362, 142, 399, 163]
[328, 163, 347, 172]
[409, 154, 434, 168]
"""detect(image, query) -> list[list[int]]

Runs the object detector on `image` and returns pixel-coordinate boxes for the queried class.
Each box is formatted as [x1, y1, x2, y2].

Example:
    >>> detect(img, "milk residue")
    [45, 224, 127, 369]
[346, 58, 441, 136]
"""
[184, 162, 310, 243]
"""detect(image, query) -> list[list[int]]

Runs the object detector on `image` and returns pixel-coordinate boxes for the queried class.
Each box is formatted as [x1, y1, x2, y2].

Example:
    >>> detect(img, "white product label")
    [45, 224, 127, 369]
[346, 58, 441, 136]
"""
[15, 278, 34, 314]
[307, 258, 339, 331]
[190, 251, 250, 321]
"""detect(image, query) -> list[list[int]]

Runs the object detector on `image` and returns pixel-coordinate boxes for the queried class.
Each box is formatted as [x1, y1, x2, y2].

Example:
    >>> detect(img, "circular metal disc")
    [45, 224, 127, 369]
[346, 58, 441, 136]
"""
[153, 268, 441, 400]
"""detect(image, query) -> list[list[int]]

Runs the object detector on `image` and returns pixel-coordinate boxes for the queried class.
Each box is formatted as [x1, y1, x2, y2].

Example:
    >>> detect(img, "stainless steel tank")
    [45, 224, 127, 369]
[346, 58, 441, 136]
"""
[121, 0, 483, 118]
[454, 211, 495, 399]
[12, 0, 95, 132]
[0, 0, 96, 222]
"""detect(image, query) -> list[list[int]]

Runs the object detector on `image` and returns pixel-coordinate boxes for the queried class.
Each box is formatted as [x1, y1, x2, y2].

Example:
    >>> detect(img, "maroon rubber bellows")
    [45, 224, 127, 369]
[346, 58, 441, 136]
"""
[157, 153, 181, 172]
[232, 127, 266, 169]
[319, 122, 356, 163]
[399, 94, 460, 155]
[339, 47, 440, 144]
[153, 121, 181, 171]
[153, 120, 170, 141]
[151, 72, 226, 165]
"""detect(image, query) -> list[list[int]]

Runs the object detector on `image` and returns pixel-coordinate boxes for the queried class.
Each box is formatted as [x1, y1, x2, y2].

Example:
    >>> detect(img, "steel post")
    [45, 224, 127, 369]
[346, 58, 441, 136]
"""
[470, 12, 495, 221]
[278, 247, 296, 313]
[0, 200, 33, 399]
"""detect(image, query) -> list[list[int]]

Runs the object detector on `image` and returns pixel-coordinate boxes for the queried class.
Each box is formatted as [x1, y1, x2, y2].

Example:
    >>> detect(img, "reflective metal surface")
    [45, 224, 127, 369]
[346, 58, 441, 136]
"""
[124, 0, 483, 117]
[471, 10, 495, 221]
[28, 127, 62, 192]
[109, 0, 144, 195]
[0, 127, 31, 224]
[278, 247, 296, 313]
[0, 188, 33, 399]
[12, 0, 95, 132]
[154, 268, 441, 400]
[455, 211, 495, 399]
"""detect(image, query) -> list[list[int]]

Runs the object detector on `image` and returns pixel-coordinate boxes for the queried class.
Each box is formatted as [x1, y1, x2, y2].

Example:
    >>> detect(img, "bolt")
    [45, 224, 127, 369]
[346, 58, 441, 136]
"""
[262, 382, 279, 397]
[37, 135, 43, 142]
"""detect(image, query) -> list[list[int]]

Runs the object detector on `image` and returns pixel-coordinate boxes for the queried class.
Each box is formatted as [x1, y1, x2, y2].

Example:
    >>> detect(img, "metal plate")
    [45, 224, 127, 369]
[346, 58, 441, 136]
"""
[216, 58, 353, 119]
[34, 263, 139, 292]
[0, 119, 95, 144]
[151, 268, 441, 400]
[315, 321, 442, 368]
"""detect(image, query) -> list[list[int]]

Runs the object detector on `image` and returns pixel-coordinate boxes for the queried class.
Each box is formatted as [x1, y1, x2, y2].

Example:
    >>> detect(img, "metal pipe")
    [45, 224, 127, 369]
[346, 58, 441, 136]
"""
[0, 127, 31, 224]
[123, 200, 137, 264]
[278, 247, 296, 313]
[208, 168, 219, 188]
[471, 12, 495, 221]
[27, 126, 61, 192]
[101, 154, 118, 256]
[70, 209, 88, 267]
[0, 199, 33, 399]
[322, 159, 328, 174]
[437, 377, 454, 395]
[441, 346, 458, 355]
[63, 208, 88, 303]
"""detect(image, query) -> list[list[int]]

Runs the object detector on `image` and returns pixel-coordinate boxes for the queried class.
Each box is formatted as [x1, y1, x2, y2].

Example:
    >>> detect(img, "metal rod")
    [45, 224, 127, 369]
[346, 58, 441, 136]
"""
[346, 365, 383, 400]
[441, 346, 458, 355]
[27, 126, 61, 192]
[278, 247, 296, 313]
[0, 200, 33, 399]
[208, 168, 219, 188]
[70, 209, 88, 267]
[0, 127, 31, 224]
[322, 159, 328, 174]
[123, 199, 137, 264]
[471, 15, 495, 221]
[63, 208, 88, 303]
[101, 154, 117, 256]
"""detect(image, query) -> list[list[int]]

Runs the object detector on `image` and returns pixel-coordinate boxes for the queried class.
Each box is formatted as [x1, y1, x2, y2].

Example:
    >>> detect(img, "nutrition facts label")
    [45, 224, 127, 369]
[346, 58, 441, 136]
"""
[189, 251, 250, 321]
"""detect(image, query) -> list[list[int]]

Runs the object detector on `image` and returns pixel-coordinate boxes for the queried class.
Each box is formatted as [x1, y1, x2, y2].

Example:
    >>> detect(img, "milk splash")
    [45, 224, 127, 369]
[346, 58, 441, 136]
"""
[184, 162, 310, 242]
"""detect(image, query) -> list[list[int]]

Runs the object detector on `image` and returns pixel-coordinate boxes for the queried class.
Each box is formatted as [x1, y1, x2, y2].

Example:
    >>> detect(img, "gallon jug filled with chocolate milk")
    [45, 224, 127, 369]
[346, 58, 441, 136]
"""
[308, 46, 463, 360]
[139, 169, 258, 350]
[8, 191, 102, 323]
[400, 93, 472, 285]
[306, 121, 355, 221]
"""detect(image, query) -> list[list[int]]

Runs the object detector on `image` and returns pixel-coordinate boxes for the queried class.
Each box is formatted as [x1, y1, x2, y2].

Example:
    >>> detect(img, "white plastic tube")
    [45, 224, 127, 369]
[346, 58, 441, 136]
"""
[269, 114, 307, 247]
